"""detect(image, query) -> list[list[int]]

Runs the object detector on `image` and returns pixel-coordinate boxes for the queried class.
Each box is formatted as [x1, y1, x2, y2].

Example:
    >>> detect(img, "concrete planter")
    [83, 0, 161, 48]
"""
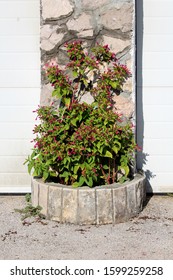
[31, 173, 146, 225]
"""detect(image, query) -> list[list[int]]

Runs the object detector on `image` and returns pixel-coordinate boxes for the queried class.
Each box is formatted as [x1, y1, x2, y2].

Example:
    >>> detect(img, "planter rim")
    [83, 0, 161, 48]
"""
[33, 172, 145, 190]
[31, 172, 146, 225]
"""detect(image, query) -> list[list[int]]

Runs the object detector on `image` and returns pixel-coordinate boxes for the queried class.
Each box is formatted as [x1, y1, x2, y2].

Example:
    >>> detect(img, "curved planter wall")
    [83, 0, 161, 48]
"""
[31, 173, 146, 225]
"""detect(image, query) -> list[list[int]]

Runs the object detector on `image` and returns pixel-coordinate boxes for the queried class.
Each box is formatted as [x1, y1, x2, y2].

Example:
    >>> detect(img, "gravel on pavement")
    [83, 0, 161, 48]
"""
[0, 194, 173, 260]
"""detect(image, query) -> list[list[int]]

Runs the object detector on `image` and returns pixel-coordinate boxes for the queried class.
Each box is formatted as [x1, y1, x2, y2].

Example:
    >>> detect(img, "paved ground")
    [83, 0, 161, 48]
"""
[0, 194, 173, 260]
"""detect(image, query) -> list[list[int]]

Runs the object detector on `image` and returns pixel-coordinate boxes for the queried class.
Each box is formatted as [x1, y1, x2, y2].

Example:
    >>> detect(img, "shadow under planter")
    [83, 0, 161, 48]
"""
[31, 173, 146, 225]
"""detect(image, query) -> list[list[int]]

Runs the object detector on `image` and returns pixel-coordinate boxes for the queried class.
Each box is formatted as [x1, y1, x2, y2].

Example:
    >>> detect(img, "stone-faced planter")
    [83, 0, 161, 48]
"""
[31, 173, 146, 225]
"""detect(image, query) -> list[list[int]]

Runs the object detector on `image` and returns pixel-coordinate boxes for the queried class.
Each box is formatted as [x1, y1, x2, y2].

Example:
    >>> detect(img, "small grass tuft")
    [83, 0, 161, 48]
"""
[14, 194, 46, 222]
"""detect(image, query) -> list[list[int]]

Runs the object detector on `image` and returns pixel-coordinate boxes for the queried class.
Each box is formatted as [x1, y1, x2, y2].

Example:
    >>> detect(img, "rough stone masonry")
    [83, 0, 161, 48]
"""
[40, 0, 135, 120]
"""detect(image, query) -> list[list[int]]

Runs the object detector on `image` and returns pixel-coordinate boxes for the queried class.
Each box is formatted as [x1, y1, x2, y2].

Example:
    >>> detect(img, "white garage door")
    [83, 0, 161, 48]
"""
[137, 0, 173, 192]
[0, 0, 40, 192]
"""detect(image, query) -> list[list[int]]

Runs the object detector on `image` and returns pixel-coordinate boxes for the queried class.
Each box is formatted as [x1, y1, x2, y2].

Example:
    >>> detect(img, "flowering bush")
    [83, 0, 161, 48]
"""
[26, 41, 137, 187]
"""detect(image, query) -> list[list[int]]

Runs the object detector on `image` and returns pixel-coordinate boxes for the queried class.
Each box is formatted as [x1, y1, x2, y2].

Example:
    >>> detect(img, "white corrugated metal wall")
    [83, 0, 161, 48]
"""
[137, 0, 173, 192]
[1, 0, 173, 193]
[0, 0, 40, 192]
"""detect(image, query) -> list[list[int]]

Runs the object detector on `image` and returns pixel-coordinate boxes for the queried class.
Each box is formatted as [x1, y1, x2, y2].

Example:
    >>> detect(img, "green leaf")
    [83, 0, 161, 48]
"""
[43, 171, 49, 180]
[121, 165, 130, 176]
[103, 164, 109, 170]
[25, 194, 31, 203]
[65, 177, 69, 184]
[85, 177, 93, 187]
[24, 157, 29, 165]
[72, 182, 80, 188]
[72, 71, 78, 78]
[64, 98, 71, 107]
[109, 81, 118, 89]
[104, 150, 112, 158]
[88, 156, 95, 164]
[33, 170, 39, 177]
[74, 165, 79, 174]
[71, 118, 77, 126]
[64, 124, 70, 130]
[114, 140, 121, 148]
[79, 176, 85, 187]
[98, 145, 103, 154]
[63, 157, 71, 165]
[52, 88, 61, 99]
[119, 176, 126, 184]
[78, 114, 82, 122]
[28, 163, 33, 174]
[50, 171, 57, 177]
[97, 142, 101, 149]
[63, 158, 67, 165]
[112, 146, 118, 154]
[62, 88, 68, 94]
[60, 171, 70, 178]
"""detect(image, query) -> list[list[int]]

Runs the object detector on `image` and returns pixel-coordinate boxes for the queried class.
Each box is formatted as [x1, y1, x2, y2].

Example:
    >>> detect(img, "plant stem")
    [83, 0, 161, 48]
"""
[112, 159, 116, 183]
[100, 164, 107, 184]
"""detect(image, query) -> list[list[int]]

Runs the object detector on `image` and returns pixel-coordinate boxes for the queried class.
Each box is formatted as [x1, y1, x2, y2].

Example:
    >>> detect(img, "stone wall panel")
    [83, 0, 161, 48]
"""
[81, 0, 110, 10]
[42, 0, 74, 21]
[102, 36, 131, 55]
[66, 13, 93, 33]
[100, 3, 133, 33]
[40, 0, 135, 120]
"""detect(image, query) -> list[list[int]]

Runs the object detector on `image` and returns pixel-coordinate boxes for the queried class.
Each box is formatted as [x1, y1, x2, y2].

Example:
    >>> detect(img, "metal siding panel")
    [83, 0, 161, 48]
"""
[144, 0, 173, 17]
[0, 140, 33, 156]
[0, 88, 40, 106]
[0, 53, 40, 70]
[0, 70, 40, 87]
[0, 19, 39, 36]
[0, 0, 40, 191]
[137, 52, 173, 70]
[0, 1, 39, 18]
[143, 139, 173, 155]
[138, 69, 173, 87]
[143, 105, 173, 122]
[0, 107, 37, 123]
[137, 87, 173, 106]
[0, 36, 40, 52]
[143, 122, 173, 139]
[144, 18, 173, 35]
[0, 156, 29, 173]
[0, 123, 34, 139]
[142, 35, 173, 52]
[137, 0, 173, 192]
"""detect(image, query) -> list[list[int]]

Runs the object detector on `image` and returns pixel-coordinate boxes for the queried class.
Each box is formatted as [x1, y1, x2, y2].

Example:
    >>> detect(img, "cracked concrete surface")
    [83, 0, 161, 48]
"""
[0, 195, 173, 260]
